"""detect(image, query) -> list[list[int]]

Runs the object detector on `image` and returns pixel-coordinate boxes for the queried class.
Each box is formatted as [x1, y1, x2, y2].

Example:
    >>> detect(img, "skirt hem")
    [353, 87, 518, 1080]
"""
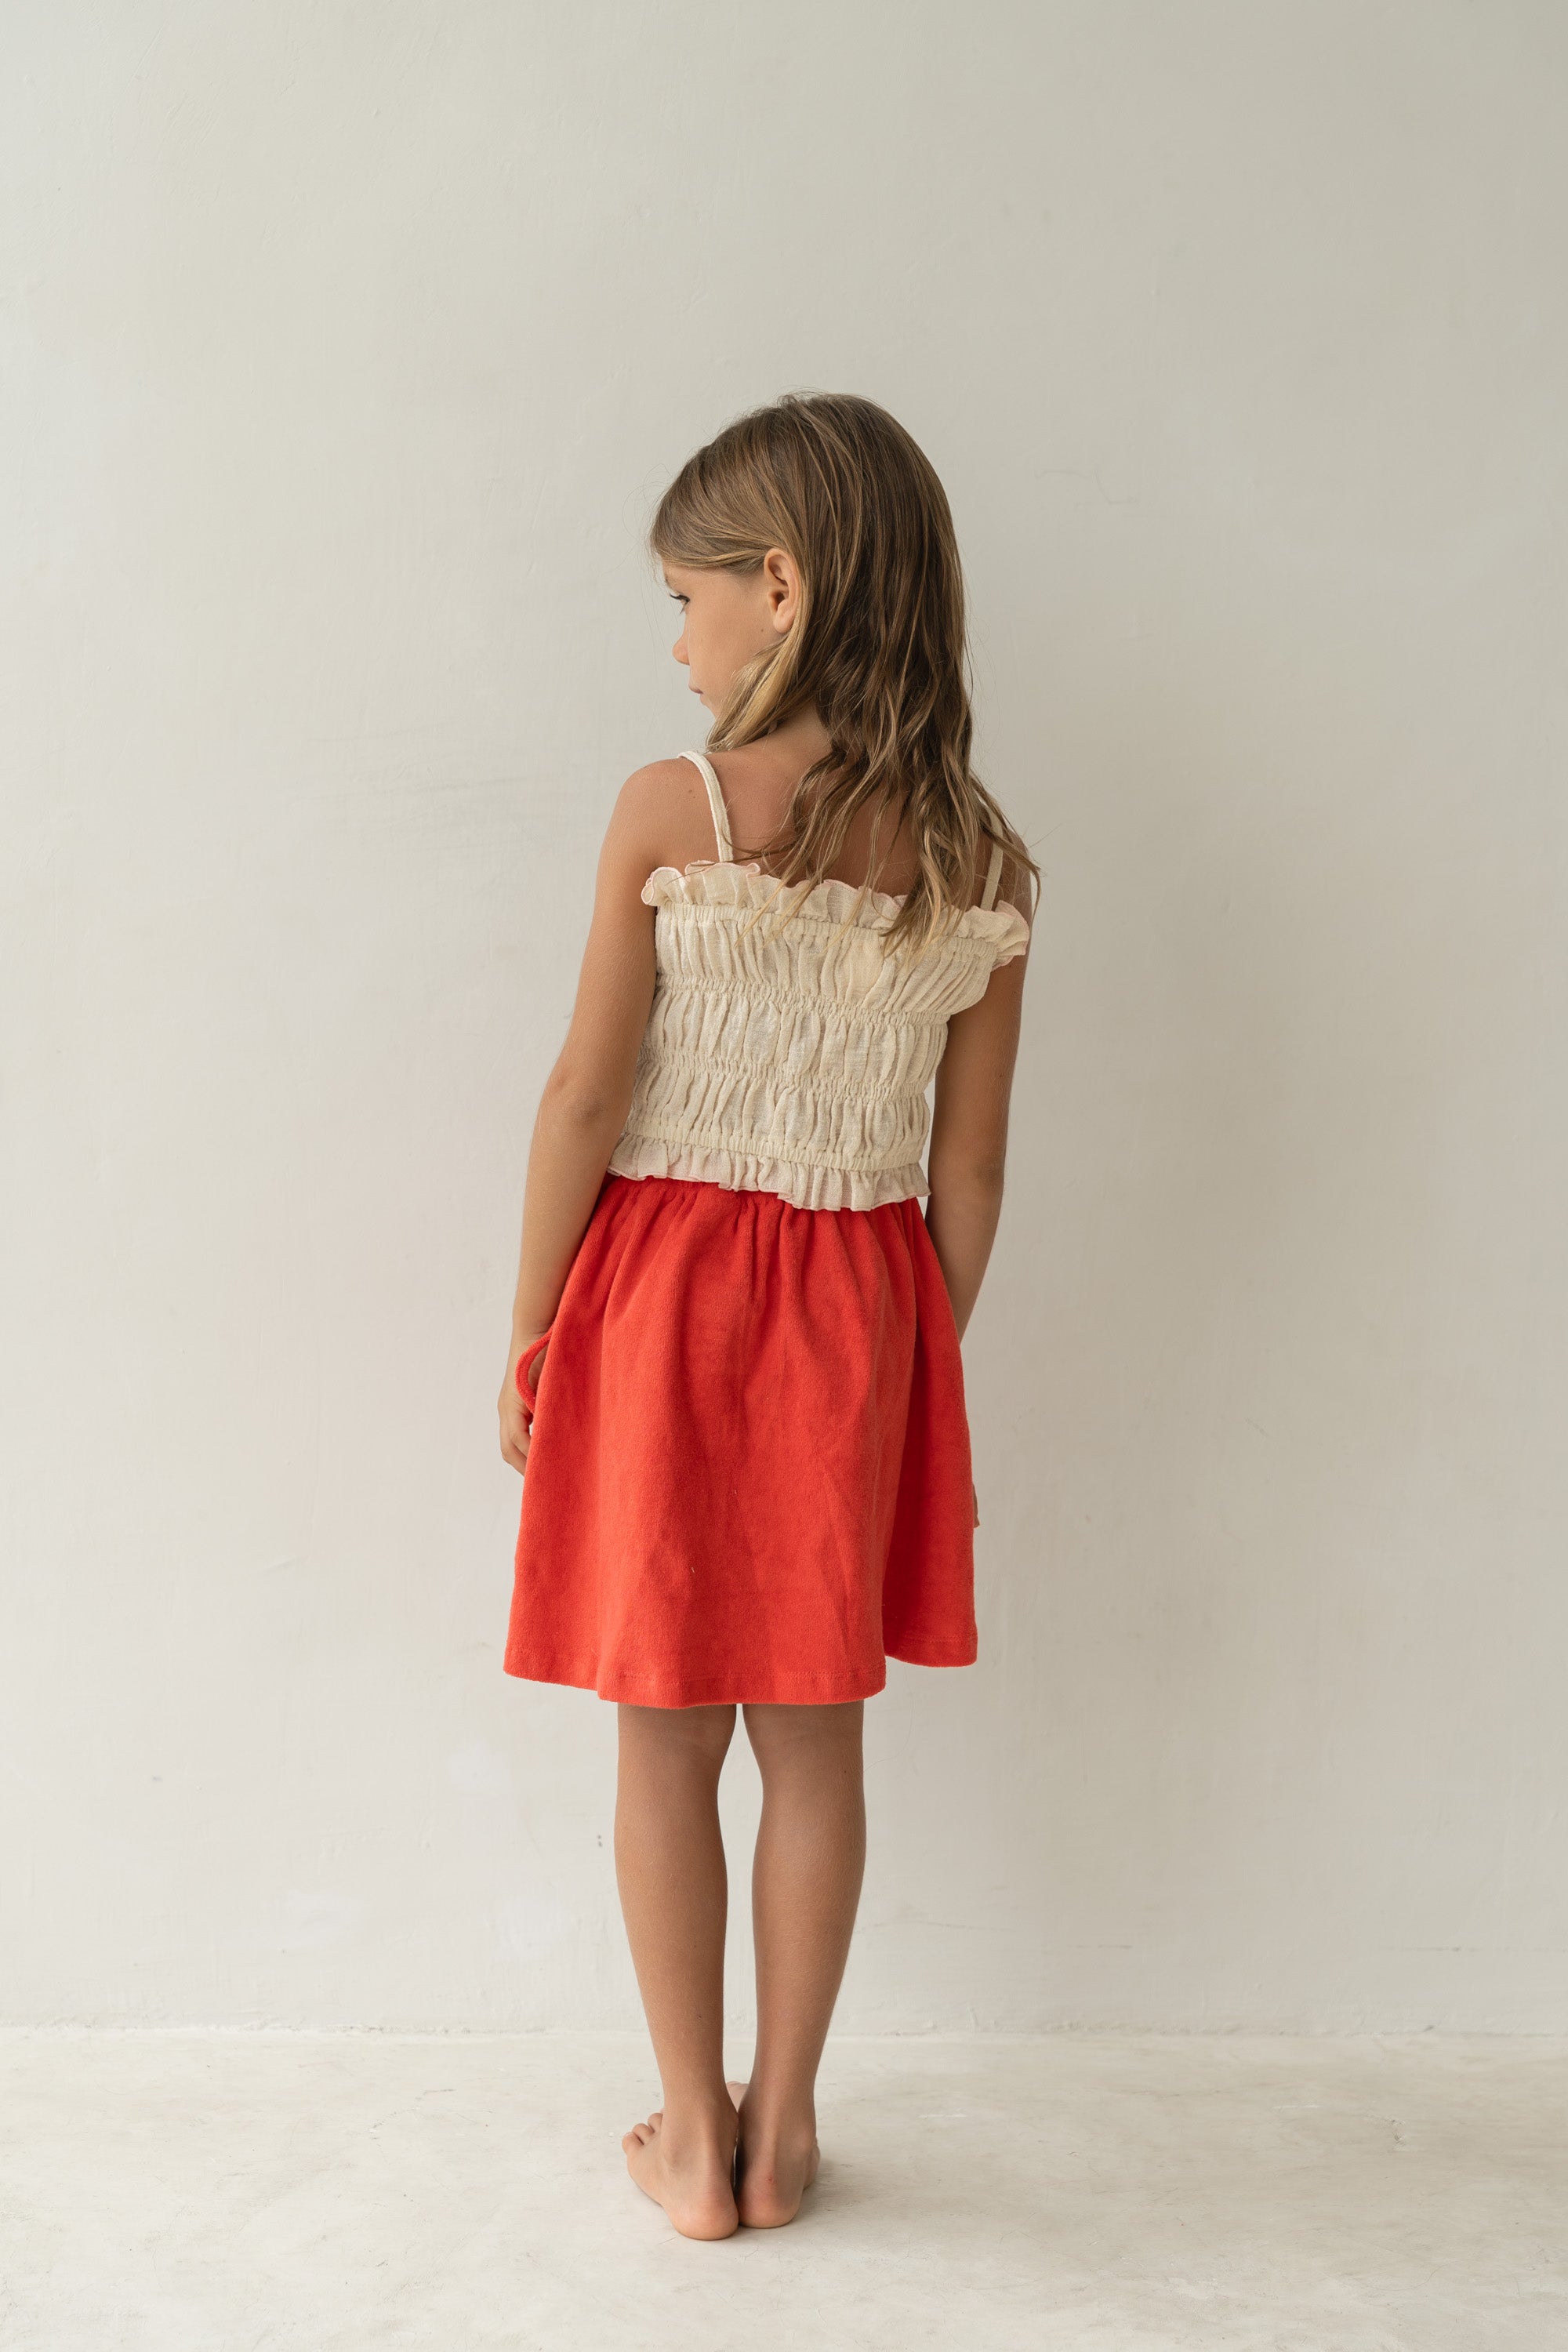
[503, 1642, 976, 1708]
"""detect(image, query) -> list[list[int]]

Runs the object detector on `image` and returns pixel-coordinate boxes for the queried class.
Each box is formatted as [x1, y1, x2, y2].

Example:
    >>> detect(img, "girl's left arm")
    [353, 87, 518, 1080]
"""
[498, 765, 671, 1470]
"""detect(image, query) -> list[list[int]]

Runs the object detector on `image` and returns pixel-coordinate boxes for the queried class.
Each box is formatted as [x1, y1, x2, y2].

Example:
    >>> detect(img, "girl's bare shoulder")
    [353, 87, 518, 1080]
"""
[997, 852, 1036, 925]
[611, 753, 728, 875]
[609, 755, 709, 821]
[601, 755, 720, 883]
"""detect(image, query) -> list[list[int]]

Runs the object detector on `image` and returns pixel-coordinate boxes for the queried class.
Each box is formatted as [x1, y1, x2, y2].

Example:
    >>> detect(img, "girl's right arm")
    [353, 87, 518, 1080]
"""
[923, 865, 1032, 1344]
[497, 763, 684, 1473]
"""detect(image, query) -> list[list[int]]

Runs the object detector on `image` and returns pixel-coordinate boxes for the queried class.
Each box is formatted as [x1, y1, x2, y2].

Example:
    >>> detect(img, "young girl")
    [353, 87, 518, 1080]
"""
[496, 393, 1036, 2241]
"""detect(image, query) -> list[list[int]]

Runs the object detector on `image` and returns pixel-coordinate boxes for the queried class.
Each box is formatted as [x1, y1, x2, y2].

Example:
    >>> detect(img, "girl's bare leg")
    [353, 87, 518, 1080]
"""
[615, 1700, 740, 2239]
[734, 1699, 867, 2226]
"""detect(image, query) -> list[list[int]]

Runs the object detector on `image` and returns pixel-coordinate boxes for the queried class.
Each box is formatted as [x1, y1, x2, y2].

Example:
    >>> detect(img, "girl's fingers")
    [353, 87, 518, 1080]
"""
[501, 1323, 555, 1470]
[498, 1383, 534, 1472]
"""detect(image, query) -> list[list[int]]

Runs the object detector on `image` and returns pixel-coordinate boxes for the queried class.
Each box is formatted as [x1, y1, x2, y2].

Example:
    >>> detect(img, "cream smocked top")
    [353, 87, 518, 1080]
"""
[604, 752, 1030, 1212]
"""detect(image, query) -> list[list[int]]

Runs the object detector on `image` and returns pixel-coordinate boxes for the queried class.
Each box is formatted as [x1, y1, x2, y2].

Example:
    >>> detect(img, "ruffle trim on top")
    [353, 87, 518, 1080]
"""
[641, 860, 1031, 967]
[605, 1131, 931, 1213]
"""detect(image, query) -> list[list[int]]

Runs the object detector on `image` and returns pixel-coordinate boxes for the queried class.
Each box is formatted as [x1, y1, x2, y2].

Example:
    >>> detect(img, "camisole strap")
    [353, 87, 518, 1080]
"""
[681, 750, 734, 865]
[979, 838, 1004, 911]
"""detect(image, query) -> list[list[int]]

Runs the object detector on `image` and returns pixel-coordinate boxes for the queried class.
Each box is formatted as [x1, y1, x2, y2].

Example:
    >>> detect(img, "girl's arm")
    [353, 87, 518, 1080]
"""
[498, 765, 677, 1471]
[923, 876, 1032, 1343]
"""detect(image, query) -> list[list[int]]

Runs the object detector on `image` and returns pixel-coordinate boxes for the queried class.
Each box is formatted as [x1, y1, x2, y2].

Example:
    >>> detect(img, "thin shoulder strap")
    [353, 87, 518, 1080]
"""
[681, 750, 733, 864]
[979, 839, 1004, 911]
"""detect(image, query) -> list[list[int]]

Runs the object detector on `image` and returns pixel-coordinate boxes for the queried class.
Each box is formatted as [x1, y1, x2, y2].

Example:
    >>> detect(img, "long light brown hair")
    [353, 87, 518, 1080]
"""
[649, 391, 1040, 957]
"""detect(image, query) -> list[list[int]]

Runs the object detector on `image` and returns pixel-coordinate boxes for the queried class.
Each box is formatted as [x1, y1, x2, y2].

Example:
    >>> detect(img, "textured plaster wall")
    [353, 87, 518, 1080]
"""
[3, 2, 1564, 2029]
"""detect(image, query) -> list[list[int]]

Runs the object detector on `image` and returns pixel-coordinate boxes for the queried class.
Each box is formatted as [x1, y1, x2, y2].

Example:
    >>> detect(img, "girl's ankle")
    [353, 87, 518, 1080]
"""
[736, 2091, 817, 2151]
[658, 2094, 740, 2151]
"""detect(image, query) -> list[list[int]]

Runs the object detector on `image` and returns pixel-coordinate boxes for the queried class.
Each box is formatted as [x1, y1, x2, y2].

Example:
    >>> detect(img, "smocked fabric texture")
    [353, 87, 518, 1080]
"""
[604, 752, 1029, 1212]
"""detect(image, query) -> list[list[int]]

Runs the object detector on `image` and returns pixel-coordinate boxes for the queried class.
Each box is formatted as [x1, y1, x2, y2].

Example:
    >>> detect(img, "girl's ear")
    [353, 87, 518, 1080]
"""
[761, 546, 802, 639]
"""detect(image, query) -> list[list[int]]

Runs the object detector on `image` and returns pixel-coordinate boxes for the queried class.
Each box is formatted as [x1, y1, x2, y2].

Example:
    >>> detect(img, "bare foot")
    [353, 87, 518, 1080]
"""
[622, 2105, 739, 2241]
[727, 2079, 822, 2228]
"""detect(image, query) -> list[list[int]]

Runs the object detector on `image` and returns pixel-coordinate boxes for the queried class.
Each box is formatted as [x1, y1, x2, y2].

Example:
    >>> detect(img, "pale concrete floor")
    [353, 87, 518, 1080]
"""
[1, 2031, 1563, 2352]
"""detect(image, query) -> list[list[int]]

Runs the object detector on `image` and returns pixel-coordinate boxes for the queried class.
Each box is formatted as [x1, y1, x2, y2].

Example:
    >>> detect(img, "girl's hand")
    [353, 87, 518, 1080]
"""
[971, 1478, 980, 1530]
[499, 1334, 550, 1474]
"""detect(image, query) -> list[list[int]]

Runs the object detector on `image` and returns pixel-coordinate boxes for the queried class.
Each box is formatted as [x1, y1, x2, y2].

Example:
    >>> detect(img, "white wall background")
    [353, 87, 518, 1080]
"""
[3, 2, 1564, 2034]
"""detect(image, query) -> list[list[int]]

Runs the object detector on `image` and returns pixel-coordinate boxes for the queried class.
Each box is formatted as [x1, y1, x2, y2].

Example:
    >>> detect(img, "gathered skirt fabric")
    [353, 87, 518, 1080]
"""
[504, 1171, 978, 1708]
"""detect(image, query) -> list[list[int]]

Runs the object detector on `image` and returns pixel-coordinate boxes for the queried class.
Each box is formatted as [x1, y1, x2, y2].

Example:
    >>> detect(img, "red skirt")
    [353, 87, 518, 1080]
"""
[503, 1171, 978, 1708]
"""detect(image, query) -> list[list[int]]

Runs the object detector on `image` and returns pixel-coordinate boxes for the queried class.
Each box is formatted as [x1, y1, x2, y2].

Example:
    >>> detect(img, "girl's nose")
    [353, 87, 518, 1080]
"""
[673, 633, 689, 666]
